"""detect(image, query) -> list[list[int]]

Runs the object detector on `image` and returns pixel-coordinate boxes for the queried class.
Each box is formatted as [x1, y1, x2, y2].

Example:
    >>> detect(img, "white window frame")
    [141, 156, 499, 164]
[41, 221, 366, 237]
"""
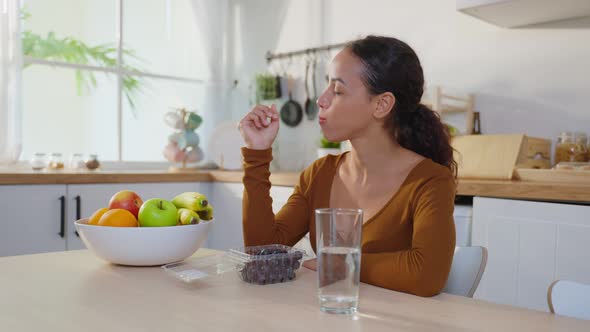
[22, 0, 204, 161]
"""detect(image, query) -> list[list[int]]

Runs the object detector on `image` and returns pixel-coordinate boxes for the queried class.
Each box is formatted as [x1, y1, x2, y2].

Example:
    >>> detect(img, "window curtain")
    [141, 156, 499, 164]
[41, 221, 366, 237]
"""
[190, 0, 230, 163]
[0, 0, 22, 164]
[190, 0, 289, 164]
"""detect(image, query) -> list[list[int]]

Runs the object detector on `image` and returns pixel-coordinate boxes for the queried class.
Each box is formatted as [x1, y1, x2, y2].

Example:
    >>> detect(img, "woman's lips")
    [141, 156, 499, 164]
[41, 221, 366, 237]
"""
[319, 117, 327, 125]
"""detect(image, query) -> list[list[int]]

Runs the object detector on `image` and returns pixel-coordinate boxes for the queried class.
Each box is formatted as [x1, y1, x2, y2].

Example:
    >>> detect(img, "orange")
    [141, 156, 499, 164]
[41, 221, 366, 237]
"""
[88, 207, 109, 225]
[98, 209, 138, 227]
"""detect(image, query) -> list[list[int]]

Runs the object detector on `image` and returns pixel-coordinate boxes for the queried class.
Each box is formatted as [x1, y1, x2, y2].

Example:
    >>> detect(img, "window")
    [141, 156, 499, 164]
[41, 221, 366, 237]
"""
[21, 0, 208, 161]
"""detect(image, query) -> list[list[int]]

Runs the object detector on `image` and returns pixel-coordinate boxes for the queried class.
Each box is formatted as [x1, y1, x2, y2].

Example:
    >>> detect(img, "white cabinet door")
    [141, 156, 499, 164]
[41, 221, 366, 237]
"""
[207, 183, 313, 253]
[67, 182, 211, 250]
[472, 197, 590, 312]
[270, 186, 315, 256]
[208, 182, 244, 250]
[0, 185, 67, 256]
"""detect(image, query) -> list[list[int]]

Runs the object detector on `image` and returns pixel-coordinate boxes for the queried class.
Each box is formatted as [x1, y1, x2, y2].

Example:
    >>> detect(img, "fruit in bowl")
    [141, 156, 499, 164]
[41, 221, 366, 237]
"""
[99, 209, 138, 227]
[138, 198, 178, 227]
[108, 190, 143, 219]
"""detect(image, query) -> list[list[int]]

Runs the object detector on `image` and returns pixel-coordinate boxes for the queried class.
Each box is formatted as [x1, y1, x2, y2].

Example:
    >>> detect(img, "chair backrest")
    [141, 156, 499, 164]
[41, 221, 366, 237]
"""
[443, 246, 488, 297]
[548, 280, 590, 320]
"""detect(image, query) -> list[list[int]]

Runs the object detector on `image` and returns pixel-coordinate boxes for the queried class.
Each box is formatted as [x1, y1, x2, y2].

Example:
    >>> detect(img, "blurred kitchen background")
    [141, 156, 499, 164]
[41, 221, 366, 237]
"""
[1, 0, 589, 170]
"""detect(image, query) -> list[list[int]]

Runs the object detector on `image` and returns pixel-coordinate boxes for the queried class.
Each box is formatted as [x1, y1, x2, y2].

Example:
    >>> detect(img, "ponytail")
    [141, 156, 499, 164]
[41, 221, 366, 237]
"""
[393, 104, 456, 175]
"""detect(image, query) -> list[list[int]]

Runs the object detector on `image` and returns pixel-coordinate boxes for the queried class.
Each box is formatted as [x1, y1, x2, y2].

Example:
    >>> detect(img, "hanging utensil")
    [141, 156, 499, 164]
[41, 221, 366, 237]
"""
[280, 76, 303, 127]
[306, 57, 319, 120]
[303, 58, 312, 121]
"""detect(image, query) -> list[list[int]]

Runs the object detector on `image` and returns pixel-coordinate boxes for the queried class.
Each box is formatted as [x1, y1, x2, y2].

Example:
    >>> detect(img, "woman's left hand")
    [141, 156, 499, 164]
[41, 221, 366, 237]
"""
[302, 258, 317, 271]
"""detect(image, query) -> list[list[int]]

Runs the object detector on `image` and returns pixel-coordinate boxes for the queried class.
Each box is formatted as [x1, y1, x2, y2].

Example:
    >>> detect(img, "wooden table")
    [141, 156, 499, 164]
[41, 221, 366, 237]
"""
[0, 249, 588, 331]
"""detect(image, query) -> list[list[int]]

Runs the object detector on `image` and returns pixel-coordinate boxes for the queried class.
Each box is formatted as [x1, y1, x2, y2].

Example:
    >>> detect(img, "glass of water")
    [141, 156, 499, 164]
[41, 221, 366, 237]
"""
[315, 208, 363, 314]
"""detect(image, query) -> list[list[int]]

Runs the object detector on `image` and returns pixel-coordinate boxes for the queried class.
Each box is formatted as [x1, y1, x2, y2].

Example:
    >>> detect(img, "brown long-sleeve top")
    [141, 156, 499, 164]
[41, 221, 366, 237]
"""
[242, 148, 456, 297]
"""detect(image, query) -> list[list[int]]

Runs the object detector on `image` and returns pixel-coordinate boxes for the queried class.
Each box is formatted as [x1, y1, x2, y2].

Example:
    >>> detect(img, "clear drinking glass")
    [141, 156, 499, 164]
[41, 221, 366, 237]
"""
[315, 208, 363, 314]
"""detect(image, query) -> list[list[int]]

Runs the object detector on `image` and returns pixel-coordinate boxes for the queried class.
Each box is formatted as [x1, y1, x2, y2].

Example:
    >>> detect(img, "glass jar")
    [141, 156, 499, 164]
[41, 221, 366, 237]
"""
[30, 153, 47, 171]
[554, 132, 576, 165]
[47, 153, 65, 170]
[85, 154, 100, 170]
[69, 153, 86, 170]
[574, 132, 589, 162]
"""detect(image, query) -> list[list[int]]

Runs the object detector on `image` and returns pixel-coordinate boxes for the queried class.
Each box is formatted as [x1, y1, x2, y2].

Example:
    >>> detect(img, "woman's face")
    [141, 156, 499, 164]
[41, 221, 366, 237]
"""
[317, 48, 376, 142]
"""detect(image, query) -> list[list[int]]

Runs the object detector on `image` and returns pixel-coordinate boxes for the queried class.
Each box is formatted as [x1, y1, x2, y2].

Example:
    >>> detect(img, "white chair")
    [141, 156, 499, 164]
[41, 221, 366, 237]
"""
[548, 280, 590, 320]
[442, 246, 488, 297]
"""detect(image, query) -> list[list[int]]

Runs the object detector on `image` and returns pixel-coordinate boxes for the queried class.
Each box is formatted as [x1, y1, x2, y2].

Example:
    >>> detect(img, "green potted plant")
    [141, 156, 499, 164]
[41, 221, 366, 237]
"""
[317, 134, 342, 158]
[255, 73, 279, 102]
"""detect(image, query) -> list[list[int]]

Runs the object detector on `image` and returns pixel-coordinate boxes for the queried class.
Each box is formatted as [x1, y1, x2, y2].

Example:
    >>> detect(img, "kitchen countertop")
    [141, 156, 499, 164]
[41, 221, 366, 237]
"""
[1, 169, 589, 203]
[0, 249, 587, 331]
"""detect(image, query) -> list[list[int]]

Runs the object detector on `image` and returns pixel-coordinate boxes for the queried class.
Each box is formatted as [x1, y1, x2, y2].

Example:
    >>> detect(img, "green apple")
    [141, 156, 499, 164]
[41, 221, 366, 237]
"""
[138, 198, 178, 227]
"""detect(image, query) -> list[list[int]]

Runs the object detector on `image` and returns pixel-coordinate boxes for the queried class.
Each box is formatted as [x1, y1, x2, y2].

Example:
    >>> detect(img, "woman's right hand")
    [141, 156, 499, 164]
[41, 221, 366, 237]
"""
[238, 104, 280, 150]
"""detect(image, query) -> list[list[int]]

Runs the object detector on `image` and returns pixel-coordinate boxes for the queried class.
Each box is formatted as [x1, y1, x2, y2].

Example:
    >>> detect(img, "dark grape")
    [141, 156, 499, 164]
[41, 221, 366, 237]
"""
[237, 246, 304, 285]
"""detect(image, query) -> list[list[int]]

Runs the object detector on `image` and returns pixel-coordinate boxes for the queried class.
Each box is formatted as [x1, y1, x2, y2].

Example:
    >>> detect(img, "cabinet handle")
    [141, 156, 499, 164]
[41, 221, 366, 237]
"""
[74, 195, 81, 237]
[58, 196, 65, 238]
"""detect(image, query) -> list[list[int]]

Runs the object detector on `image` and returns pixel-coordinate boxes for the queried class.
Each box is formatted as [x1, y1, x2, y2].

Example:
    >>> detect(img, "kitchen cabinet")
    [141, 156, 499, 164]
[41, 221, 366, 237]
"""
[0, 182, 211, 255]
[472, 197, 590, 312]
[0, 185, 68, 256]
[457, 0, 590, 28]
[207, 183, 301, 251]
[207, 182, 244, 250]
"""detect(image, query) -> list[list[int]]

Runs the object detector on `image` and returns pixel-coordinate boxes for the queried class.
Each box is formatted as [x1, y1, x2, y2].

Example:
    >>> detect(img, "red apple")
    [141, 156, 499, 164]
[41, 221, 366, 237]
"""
[108, 190, 143, 219]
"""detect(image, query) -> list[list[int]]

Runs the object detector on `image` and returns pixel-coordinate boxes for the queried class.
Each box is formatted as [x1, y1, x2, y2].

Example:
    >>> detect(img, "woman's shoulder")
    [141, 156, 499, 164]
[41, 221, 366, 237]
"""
[414, 158, 454, 179]
[406, 158, 456, 192]
[297, 153, 344, 187]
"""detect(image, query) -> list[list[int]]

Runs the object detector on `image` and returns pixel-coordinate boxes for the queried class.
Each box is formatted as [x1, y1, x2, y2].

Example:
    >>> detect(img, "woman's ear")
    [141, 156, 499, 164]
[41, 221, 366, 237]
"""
[373, 92, 395, 119]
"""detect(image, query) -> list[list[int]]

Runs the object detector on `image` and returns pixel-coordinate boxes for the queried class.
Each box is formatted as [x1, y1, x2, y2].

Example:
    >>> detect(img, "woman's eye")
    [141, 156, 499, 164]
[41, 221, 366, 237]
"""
[333, 90, 342, 95]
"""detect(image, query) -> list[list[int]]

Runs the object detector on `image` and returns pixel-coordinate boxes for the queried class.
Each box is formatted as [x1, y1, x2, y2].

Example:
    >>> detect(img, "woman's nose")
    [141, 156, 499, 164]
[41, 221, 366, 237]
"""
[317, 92, 329, 109]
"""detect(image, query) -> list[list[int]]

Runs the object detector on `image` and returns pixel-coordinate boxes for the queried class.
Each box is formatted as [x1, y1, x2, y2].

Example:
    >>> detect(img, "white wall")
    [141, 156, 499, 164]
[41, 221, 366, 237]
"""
[229, 0, 590, 169]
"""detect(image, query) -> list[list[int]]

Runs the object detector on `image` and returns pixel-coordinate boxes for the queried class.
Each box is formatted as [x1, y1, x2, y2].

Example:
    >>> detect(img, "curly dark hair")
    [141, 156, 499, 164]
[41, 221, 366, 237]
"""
[347, 36, 457, 175]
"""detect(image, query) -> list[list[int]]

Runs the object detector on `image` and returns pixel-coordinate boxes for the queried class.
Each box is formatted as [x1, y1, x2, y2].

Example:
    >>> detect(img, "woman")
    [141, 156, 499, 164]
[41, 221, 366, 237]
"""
[238, 35, 456, 297]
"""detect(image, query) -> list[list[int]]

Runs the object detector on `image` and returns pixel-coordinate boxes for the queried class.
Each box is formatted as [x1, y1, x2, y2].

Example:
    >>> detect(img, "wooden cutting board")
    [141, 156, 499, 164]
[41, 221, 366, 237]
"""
[514, 168, 590, 184]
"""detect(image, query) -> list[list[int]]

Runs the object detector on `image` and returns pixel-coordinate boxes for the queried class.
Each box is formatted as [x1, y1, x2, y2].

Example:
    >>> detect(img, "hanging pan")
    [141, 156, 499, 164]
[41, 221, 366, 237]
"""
[280, 76, 303, 127]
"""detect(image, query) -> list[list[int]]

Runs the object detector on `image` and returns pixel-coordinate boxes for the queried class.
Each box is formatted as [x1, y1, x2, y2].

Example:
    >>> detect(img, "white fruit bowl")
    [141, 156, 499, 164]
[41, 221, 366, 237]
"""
[74, 218, 213, 266]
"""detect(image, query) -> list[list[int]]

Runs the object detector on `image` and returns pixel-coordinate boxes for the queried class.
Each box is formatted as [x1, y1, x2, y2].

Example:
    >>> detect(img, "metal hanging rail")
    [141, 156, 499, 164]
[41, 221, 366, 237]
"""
[265, 40, 353, 63]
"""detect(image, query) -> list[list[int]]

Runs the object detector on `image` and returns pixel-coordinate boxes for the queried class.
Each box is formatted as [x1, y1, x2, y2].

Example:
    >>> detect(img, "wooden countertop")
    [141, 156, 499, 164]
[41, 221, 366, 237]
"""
[0, 249, 587, 331]
[1, 169, 589, 203]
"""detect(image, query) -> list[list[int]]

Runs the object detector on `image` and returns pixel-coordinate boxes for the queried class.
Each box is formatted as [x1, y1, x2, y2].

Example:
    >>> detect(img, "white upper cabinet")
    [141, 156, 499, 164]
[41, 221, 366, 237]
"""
[457, 0, 590, 28]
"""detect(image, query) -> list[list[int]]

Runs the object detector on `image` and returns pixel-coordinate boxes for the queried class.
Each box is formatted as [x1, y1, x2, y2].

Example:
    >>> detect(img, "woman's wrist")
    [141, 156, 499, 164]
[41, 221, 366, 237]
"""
[245, 144, 272, 150]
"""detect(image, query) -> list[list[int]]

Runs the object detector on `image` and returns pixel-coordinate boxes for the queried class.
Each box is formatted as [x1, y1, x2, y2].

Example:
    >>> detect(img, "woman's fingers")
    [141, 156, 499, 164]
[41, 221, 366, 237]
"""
[302, 258, 318, 271]
[256, 104, 279, 119]
[251, 109, 270, 127]
[240, 104, 280, 132]
[246, 112, 263, 129]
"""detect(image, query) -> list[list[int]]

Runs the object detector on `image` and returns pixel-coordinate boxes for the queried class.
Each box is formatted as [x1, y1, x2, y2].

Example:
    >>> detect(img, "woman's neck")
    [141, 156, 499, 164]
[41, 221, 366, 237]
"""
[345, 129, 407, 183]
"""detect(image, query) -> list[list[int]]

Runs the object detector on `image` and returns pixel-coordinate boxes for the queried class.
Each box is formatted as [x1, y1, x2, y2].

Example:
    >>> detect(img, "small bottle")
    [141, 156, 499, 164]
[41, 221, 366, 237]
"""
[471, 112, 481, 135]
[30, 153, 47, 171]
[85, 154, 100, 170]
[574, 132, 589, 162]
[69, 153, 86, 170]
[48, 153, 65, 170]
[554, 132, 576, 165]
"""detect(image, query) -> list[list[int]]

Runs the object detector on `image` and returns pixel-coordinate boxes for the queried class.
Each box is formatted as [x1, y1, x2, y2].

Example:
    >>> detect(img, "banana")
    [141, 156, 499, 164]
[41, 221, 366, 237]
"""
[196, 204, 214, 221]
[177, 208, 200, 225]
[172, 192, 209, 211]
